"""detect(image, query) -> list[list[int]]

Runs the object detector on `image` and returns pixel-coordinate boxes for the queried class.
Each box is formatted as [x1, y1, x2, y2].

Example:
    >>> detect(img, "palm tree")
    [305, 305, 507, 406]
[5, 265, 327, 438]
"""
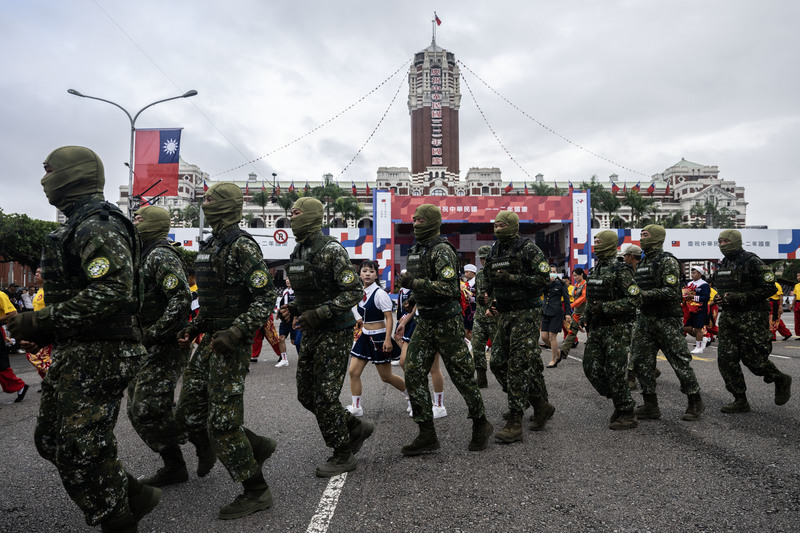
[276, 191, 299, 222]
[655, 212, 684, 229]
[596, 190, 621, 227]
[250, 191, 271, 224]
[311, 174, 345, 226]
[529, 182, 555, 196]
[622, 191, 657, 228]
[689, 198, 739, 228]
[332, 196, 364, 228]
[181, 204, 199, 227]
[579, 175, 606, 224]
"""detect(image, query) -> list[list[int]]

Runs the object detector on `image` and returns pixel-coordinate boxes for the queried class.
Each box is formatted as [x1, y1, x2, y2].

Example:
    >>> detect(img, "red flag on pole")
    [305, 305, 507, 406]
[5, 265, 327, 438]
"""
[352, 181, 358, 195]
[203, 179, 208, 192]
[632, 181, 641, 193]
[504, 182, 513, 193]
[611, 181, 620, 194]
[435, 12, 442, 25]
[524, 182, 529, 196]
[133, 128, 182, 197]
[646, 182, 655, 196]
[289, 181, 295, 193]
[366, 183, 371, 195]
[664, 182, 670, 196]
[245, 183, 250, 195]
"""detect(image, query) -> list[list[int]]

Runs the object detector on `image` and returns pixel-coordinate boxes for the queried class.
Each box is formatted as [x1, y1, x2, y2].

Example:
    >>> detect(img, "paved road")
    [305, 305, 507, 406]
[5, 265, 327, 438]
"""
[2, 319, 800, 532]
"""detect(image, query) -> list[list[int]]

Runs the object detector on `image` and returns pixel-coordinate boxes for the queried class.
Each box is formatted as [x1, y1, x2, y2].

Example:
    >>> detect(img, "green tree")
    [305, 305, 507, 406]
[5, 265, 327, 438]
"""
[276, 191, 299, 222]
[579, 175, 606, 224]
[251, 191, 271, 224]
[623, 191, 658, 228]
[176, 247, 198, 277]
[655, 212, 685, 229]
[689, 198, 739, 228]
[311, 174, 346, 226]
[0, 208, 59, 272]
[332, 195, 364, 227]
[181, 204, 199, 227]
[596, 190, 621, 227]
[528, 181, 555, 196]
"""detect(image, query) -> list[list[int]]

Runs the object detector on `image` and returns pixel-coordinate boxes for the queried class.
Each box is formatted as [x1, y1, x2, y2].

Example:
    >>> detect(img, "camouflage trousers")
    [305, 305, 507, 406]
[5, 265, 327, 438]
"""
[583, 322, 636, 411]
[718, 309, 783, 395]
[295, 327, 353, 450]
[630, 315, 700, 396]
[35, 341, 144, 526]
[406, 314, 486, 422]
[489, 307, 547, 413]
[127, 342, 190, 453]
[559, 315, 581, 357]
[175, 334, 259, 482]
[470, 316, 496, 372]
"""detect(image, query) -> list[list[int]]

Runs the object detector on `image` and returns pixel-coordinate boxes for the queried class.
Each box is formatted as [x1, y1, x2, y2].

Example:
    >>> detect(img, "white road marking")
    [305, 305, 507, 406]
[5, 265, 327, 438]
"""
[770, 354, 791, 359]
[306, 472, 348, 533]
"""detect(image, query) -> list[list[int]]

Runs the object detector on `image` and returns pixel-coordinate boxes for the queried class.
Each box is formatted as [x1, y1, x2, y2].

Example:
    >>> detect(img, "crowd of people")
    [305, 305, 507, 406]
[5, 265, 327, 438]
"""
[4, 144, 796, 532]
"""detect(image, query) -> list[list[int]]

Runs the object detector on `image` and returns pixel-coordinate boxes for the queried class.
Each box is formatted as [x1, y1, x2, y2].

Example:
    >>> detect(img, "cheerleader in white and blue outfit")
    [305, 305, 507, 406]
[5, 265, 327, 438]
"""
[345, 261, 408, 417]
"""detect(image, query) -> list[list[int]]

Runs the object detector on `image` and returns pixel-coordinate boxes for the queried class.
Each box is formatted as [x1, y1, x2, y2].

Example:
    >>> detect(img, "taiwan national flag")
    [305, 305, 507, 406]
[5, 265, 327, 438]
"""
[352, 181, 358, 195]
[646, 182, 655, 196]
[568, 181, 574, 194]
[664, 183, 670, 196]
[435, 12, 442, 25]
[611, 181, 619, 194]
[304, 181, 310, 193]
[133, 128, 182, 197]
[289, 181, 295, 193]
[366, 183, 371, 195]
[202, 180, 208, 192]
[632, 181, 641, 193]
[245, 183, 250, 195]
[524, 182, 529, 196]
[504, 182, 513, 193]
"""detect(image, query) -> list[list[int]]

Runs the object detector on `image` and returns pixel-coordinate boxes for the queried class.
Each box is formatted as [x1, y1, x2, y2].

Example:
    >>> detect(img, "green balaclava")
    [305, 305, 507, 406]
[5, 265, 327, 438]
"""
[202, 182, 243, 233]
[290, 197, 324, 243]
[640, 224, 666, 253]
[594, 230, 619, 259]
[413, 204, 442, 242]
[134, 205, 170, 247]
[41, 146, 105, 211]
[494, 211, 519, 244]
[718, 229, 743, 256]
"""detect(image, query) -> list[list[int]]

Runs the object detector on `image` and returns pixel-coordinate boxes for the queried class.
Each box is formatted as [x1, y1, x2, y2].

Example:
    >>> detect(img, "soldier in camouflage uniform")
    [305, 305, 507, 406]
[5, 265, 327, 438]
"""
[9, 146, 157, 532]
[482, 211, 553, 442]
[127, 206, 192, 486]
[581, 230, 641, 430]
[712, 229, 792, 412]
[470, 245, 496, 388]
[277, 197, 375, 477]
[629, 225, 705, 422]
[175, 183, 277, 520]
[398, 204, 493, 455]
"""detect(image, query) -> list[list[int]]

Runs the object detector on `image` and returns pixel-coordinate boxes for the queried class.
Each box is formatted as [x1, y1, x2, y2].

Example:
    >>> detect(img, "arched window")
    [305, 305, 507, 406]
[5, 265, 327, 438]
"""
[431, 188, 447, 196]
[481, 186, 490, 195]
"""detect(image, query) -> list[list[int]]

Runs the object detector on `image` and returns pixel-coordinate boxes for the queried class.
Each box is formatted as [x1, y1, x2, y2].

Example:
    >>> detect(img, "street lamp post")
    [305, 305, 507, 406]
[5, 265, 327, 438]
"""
[271, 172, 278, 203]
[66, 88, 198, 215]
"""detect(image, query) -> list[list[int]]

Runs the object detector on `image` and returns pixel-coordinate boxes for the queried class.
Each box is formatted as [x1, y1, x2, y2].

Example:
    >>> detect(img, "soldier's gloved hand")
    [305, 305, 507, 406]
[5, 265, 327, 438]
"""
[590, 301, 604, 317]
[297, 308, 325, 331]
[495, 270, 515, 284]
[210, 326, 244, 355]
[177, 324, 200, 348]
[723, 293, 740, 306]
[279, 303, 299, 322]
[7, 307, 55, 347]
[141, 329, 157, 350]
[479, 292, 491, 306]
[399, 272, 420, 290]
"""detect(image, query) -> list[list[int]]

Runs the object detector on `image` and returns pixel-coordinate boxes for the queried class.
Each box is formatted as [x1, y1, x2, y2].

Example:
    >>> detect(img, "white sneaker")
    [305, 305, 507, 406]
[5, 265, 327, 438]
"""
[691, 346, 704, 354]
[701, 337, 709, 349]
[275, 359, 289, 367]
[432, 405, 448, 419]
[346, 404, 364, 417]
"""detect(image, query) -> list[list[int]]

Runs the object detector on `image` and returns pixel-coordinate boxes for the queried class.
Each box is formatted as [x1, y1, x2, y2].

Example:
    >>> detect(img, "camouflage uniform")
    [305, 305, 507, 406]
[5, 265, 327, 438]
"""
[405, 236, 486, 422]
[484, 236, 550, 414]
[286, 231, 363, 450]
[712, 249, 786, 396]
[127, 239, 191, 453]
[583, 257, 641, 414]
[630, 250, 701, 396]
[470, 266, 495, 373]
[175, 224, 276, 482]
[34, 195, 146, 526]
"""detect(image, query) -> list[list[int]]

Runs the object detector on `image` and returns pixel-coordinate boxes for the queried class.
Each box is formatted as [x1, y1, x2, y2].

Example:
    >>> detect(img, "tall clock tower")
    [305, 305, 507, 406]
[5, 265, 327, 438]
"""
[408, 40, 461, 187]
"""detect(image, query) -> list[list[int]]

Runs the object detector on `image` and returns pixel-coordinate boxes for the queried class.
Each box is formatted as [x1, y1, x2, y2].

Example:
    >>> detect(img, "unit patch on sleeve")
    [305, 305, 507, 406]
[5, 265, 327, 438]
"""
[249, 269, 270, 288]
[87, 257, 111, 279]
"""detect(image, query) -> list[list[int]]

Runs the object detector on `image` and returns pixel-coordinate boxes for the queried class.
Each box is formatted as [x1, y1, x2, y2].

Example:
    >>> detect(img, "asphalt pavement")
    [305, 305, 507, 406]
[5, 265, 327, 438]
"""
[2, 318, 800, 532]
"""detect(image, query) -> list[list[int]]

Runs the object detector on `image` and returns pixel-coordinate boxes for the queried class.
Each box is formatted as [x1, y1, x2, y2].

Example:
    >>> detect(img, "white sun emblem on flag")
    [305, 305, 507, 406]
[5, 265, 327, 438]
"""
[163, 138, 179, 155]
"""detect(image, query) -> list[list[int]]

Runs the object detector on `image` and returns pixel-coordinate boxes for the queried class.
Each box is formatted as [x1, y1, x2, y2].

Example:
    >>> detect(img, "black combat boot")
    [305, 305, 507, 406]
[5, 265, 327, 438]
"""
[219, 472, 273, 520]
[681, 393, 705, 421]
[141, 445, 188, 487]
[495, 411, 523, 443]
[476, 369, 488, 389]
[126, 472, 161, 522]
[315, 445, 357, 477]
[243, 427, 277, 469]
[194, 438, 217, 477]
[775, 374, 792, 405]
[634, 393, 661, 419]
[609, 410, 638, 430]
[348, 418, 375, 454]
[401, 420, 440, 456]
[721, 394, 750, 413]
[468, 416, 493, 451]
[100, 510, 137, 533]
[529, 396, 556, 431]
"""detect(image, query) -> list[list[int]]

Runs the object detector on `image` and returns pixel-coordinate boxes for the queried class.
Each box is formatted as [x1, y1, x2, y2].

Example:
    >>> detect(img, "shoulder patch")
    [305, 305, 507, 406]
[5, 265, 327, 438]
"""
[162, 273, 179, 290]
[627, 285, 641, 296]
[538, 262, 550, 273]
[764, 271, 775, 283]
[339, 269, 357, 285]
[441, 266, 456, 279]
[249, 269, 270, 288]
[665, 274, 678, 285]
[87, 257, 111, 279]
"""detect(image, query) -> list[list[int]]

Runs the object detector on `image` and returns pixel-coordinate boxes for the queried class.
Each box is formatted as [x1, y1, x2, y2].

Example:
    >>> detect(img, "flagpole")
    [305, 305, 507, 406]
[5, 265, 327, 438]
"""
[67, 88, 198, 217]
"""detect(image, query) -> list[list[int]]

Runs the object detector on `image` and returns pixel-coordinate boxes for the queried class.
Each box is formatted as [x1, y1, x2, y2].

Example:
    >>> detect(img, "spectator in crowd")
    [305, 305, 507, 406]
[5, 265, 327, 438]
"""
[683, 266, 711, 354]
[25, 267, 51, 379]
[20, 285, 36, 312]
[1, 289, 29, 402]
[769, 282, 792, 341]
[543, 266, 571, 368]
[560, 268, 587, 361]
[794, 272, 800, 337]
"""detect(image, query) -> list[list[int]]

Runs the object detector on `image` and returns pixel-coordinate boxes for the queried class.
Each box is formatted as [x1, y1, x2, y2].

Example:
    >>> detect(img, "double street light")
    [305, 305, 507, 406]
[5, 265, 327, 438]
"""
[66, 88, 198, 214]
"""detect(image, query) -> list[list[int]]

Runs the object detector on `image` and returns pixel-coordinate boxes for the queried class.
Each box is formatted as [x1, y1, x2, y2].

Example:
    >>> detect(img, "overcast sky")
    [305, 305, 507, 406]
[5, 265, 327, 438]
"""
[2, 0, 798, 228]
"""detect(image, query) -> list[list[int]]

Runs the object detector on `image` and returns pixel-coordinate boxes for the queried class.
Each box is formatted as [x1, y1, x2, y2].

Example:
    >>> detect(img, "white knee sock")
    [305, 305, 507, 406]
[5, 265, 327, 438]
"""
[433, 391, 444, 407]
